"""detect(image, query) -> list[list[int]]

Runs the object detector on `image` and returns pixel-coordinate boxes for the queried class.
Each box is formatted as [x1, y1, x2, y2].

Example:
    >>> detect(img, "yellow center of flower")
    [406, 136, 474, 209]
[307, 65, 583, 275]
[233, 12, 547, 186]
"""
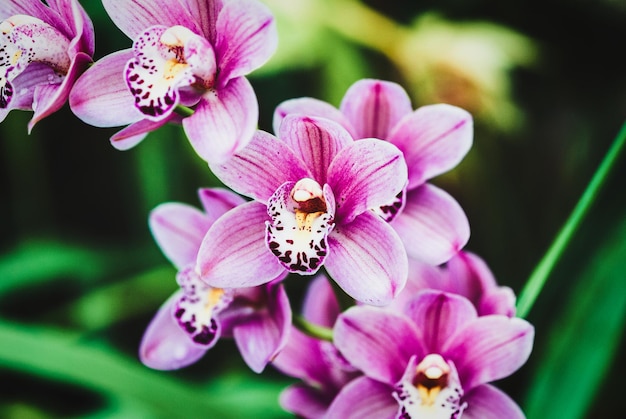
[291, 178, 327, 231]
[205, 287, 225, 312]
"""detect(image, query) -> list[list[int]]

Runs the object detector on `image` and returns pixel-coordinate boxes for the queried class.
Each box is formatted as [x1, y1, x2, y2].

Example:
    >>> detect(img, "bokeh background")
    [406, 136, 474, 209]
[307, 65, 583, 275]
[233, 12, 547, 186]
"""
[1, 0, 625, 418]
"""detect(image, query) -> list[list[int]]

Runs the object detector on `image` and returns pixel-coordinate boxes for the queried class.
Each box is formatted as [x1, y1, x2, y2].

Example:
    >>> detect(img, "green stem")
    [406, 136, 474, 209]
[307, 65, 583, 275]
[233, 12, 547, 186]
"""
[293, 315, 334, 342]
[175, 105, 194, 117]
[516, 121, 626, 318]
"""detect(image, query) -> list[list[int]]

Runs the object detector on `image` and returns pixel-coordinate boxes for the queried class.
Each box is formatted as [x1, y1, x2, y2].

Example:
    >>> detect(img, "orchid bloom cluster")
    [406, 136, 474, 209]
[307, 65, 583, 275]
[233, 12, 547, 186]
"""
[2, 0, 535, 418]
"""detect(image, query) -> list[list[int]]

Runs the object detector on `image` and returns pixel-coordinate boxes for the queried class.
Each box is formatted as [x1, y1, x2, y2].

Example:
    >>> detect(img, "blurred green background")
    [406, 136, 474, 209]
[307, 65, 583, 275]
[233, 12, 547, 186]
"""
[1, 0, 625, 418]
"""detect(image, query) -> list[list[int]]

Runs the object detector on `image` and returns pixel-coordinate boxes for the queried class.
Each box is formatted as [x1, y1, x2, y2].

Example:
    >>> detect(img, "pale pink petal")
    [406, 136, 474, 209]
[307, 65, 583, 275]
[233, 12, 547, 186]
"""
[69, 49, 144, 127]
[196, 201, 285, 288]
[444, 316, 535, 391]
[404, 290, 477, 353]
[149, 202, 211, 269]
[272, 97, 355, 137]
[183, 76, 257, 164]
[392, 184, 470, 265]
[325, 377, 396, 419]
[334, 306, 423, 385]
[278, 115, 354, 186]
[101, 0, 200, 41]
[389, 103, 473, 188]
[325, 212, 408, 306]
[209, 130, 310, 202]
[139, 291, 208, 370]
[327, 139, 408, 224]
[339, 79, 412, 139]
[214, 0, 277, 84]
[0, 1, 51, 21]
[463, 384, 525, 419]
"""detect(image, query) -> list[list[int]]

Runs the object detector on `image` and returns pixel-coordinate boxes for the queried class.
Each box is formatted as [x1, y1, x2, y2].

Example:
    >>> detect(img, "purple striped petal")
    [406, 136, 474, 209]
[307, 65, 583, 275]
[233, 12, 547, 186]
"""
[273, 97, 355, 137]
[183, 0, 223, 43]
[196, 201, 285, 288]
[183, 76, 257, 164]
[149, 203, 211, 269]
[392, 183, 470, 265]
[278, 115, 354, 186]
[463, 384, 525, 419]
[232, 281, 291, 373]
[0, 1, 51, 21]
[334, 306, 423, 384]
[101, 0, 199, 41]
[404, 291, 477, 353]
[139, 291, 208, 370]
[209, 130, 310, 202]
[389, 103, 473, 188]
[325, 211, 408, 306]
[214, 0, 277, 84]
[69, 49, 143, 127]
[327, 139, 408, 224]
[197, 187, 246, 223]
[339, 79, 412, 140]
[325, 376, 397, 419]
[443, 316, 534, 391]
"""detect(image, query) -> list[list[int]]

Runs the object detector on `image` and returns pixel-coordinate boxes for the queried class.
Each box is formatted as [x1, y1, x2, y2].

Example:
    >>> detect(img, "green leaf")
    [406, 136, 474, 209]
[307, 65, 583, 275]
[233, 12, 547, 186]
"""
[522, 217, 626, 419]
[0, 321, 290, 418]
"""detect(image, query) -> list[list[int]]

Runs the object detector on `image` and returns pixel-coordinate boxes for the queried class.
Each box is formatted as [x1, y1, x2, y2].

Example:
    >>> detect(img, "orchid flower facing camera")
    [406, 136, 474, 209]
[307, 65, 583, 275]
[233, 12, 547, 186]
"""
[69, 0, 277, 164]
[140, 188, 291, 373]
[389, 251, 517, 317]
[328, 291, 534, 419]
[274, 78, 472, 265]
[272, 275, 361, 418]
[0, 0, 94, 130]
[200, 115, 409, 306]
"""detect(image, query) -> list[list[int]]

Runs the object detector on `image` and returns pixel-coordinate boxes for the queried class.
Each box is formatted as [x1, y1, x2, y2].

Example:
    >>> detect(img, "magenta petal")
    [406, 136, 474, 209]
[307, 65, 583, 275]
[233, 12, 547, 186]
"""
[69, 49, 143, 127]
[149, 202, 210, 269]
[196, 201, 285, 288]
[325, 212, 408, 306]
[183, 76, 257, 164]
[389, 103, 473, 188]
[279, 384, 332, 419]
[404, 291, 477, 353]
[197, 187, 246, 223]
[301, 274, 340, 328]
[463, 384, 525, 419]
[334, 306, 423, 384]
[325, 376, 397, 419]
[101, 0, 200, 41]
[0, 1, 51, 20]
[273, 97, 355, 137]
[328, 139, 408, 224]
[339, 79, 413, 140]
[214, 0, 277, 84]
[392, 183, 470, 265]
[139, 291, 208, 370]
[210, 130, 310, 202]
[232, 281, 291, 373]
[278, 115, 355, 185]
[444, 316, 535, 391]
[109, 118, 171, 151]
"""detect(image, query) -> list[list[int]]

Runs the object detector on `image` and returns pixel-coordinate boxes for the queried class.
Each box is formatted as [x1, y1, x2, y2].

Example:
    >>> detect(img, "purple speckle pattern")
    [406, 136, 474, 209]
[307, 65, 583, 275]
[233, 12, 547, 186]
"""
[265, 181, 334, 275]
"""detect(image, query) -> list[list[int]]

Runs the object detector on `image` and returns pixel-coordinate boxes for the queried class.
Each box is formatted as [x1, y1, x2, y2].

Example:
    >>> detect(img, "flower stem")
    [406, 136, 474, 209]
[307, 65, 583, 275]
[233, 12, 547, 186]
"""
[293, 315, 334, 342]
[516, 121, 626, 318]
